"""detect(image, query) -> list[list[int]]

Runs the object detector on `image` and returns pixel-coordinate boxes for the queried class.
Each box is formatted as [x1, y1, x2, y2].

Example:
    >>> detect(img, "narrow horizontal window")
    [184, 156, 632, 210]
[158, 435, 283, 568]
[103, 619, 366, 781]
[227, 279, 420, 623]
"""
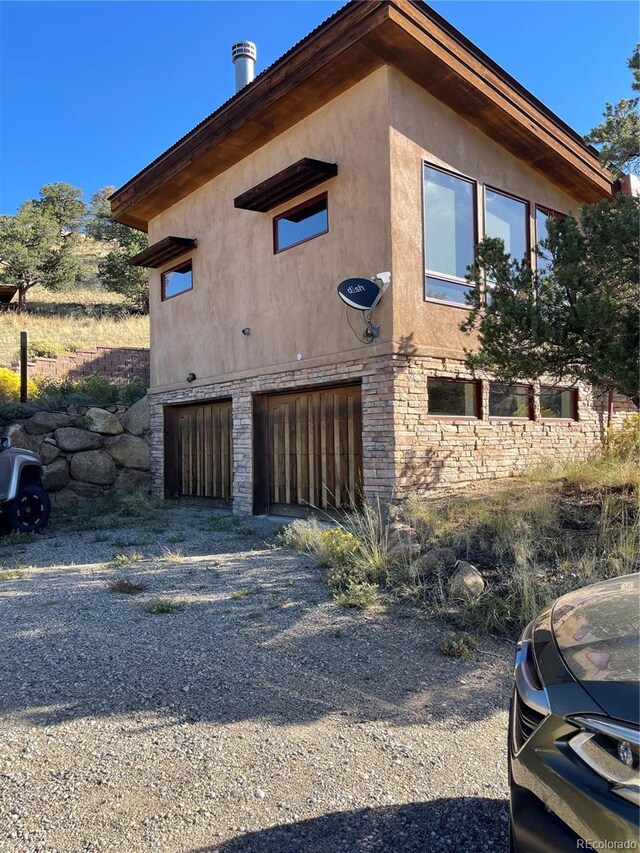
[535, 206, 565, 274]
[540, 387, 577, 419]
[424, 165, 476, 305]
[485, 188, 528, 262]
[274, 193, 328, 253]
[489, 384, 533, 418]
[161, 260, 193, 300]
[428, 378, 480, 418]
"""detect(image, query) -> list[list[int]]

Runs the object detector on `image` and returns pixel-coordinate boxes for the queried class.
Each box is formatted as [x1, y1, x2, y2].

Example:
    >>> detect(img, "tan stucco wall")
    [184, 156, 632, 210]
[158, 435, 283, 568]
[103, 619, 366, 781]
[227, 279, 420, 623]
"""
[388, 68, 584, 359]
[148, 68, 392, 390]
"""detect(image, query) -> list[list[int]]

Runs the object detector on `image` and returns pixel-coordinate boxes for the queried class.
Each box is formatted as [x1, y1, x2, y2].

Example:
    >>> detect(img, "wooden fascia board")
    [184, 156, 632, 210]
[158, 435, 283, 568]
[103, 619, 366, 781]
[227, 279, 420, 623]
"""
[382, 1, 611, 199]
[110, 2, 389, 230]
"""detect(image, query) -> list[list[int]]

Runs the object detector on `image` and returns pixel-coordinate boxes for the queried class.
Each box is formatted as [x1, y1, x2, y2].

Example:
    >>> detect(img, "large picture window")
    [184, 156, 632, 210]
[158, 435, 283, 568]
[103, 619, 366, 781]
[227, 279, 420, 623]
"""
[489, 384, 533, 419]
[274, 194, 328, 253]
[423, 165, 476, 306]
[428, 378, 480, 418]
[535, 206, 564, 273]
[485, 188, 529, 262]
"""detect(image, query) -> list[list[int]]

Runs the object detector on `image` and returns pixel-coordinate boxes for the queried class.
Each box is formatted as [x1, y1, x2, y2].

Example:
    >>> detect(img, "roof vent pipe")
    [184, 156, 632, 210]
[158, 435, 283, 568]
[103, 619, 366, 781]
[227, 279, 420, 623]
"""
[232, 41, 257, 92]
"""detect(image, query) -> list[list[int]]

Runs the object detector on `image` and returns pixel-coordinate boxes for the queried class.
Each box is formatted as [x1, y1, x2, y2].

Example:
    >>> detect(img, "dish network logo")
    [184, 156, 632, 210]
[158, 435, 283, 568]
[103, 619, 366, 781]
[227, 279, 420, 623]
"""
[347, 283, 365, 294]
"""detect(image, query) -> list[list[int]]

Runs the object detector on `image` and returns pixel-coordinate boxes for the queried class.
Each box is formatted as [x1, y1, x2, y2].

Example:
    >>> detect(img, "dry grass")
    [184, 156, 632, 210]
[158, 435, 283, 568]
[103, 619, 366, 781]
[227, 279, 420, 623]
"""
[0, 287, 149, 366]
[107, 577, 150, 595]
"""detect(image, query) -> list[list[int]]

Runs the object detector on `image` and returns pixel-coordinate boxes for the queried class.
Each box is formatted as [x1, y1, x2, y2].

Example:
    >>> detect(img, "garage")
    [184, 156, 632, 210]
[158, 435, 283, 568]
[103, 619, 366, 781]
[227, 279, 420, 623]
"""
[164, 401, 233, 506]
[254, 384, 362, 516]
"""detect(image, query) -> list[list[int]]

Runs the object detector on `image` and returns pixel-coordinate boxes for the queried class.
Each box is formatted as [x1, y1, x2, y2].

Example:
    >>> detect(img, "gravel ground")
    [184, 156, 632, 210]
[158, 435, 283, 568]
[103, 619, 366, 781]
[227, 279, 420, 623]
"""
[0, 504, 513, 853]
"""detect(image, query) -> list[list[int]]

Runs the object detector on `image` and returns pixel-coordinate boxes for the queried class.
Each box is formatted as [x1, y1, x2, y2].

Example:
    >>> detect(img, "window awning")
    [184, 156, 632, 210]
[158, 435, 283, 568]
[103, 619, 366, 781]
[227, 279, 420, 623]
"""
[234, 158, 338, 213]
[0, 285, 17, 304]
[129, 236, 197, 268]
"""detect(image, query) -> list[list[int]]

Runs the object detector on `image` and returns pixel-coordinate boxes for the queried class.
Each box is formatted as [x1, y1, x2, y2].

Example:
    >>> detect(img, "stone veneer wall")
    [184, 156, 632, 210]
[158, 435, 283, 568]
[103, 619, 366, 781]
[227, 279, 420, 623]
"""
[148, 354, 614, 515]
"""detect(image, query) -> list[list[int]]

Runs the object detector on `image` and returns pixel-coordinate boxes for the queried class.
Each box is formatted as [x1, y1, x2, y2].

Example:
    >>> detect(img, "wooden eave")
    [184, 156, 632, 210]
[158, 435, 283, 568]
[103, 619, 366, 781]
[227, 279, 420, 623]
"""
[234, 159, 338, 212]
[111, 0, 612, 232]
[129, 236, 197, 268]
[0, 285, 17, 304]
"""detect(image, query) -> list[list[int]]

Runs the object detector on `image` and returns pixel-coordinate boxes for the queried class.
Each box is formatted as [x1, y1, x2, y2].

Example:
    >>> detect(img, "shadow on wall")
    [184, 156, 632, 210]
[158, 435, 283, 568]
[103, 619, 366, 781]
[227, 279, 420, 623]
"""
[190, 798, 510, 853]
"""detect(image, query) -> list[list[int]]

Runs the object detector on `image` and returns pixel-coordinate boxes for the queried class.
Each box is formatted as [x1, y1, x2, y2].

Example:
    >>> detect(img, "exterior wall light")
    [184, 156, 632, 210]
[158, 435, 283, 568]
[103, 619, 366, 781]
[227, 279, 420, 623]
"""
[242, 327, 251, 336]
[186, 373, 197, 383]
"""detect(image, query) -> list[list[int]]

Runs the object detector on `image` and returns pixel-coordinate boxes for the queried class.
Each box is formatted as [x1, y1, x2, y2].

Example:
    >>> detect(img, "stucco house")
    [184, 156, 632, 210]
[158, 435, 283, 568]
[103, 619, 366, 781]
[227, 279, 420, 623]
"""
[110, 0, 616, 517]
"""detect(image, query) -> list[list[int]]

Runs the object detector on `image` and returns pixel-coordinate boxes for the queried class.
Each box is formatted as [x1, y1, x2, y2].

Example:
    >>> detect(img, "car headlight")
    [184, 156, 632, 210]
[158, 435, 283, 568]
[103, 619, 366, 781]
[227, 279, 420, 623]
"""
[568, 715, 640, 806]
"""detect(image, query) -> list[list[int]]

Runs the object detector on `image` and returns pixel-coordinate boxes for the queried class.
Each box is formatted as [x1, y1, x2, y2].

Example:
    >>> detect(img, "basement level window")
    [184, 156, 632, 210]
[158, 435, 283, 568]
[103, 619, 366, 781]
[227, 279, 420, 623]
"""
[540, 387, 577, 420]
[428, 378, 480, 418]
[274, 193, 328, 253]
[161, 260, 193, 300]
[489, 384, 533, 419]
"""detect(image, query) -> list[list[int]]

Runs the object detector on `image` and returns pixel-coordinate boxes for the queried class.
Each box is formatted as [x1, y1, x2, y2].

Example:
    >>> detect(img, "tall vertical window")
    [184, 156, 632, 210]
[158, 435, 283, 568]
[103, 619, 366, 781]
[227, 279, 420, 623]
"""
[485, 188, 529, 262]
[535, 206, 564, 273]
[423, 165, 476, 305]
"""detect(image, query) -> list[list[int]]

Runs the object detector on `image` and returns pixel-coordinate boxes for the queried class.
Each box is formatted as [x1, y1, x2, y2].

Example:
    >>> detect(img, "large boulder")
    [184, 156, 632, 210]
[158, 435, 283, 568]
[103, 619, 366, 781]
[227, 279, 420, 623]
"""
[70, 450, 117, 485]
[23, 411, 73, 435]
[116, 469, 151, 493]
[67, 481, 105, 500]
[449, 561, 485, 602]
[106, 434, 150, 470]
[49, 488, 81, 511]
[37, 440, 60, 466]
[120, 396, 149, 436]
[43, 458, 70, 492]
[85, 407, 123, 435]
[6, 424, 37, 452]
[54, 427, 103, 453]
[414, 547, 458, 575]
[387, 541, 421, 563]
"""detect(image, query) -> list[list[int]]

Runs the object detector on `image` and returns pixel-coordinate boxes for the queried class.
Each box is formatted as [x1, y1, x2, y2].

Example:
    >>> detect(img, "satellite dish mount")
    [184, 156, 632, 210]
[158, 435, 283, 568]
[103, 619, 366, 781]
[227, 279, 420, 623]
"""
[336, 272, 391, 344]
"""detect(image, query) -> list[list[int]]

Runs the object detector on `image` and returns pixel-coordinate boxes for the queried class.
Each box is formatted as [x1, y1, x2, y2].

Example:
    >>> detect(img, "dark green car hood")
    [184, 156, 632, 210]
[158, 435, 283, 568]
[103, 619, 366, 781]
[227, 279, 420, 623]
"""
[551, 573, 640, 725]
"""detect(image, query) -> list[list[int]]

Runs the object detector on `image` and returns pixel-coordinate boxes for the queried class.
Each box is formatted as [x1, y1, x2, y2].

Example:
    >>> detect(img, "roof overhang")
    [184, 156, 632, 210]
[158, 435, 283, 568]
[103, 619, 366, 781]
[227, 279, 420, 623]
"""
[0, 285, 17, 304]
[234, 159, 338, 212]
[111, 0, 613, 232]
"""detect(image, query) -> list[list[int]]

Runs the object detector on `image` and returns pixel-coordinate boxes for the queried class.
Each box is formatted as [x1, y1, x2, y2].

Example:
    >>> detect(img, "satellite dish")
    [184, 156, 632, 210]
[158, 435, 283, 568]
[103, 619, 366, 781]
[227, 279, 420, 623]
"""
[337, 277, 381, 311]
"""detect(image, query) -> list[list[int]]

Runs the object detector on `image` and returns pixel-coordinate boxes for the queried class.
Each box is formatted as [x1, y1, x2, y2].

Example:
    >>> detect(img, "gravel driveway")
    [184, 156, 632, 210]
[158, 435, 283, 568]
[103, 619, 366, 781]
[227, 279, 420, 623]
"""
[0, 503, 512, 853]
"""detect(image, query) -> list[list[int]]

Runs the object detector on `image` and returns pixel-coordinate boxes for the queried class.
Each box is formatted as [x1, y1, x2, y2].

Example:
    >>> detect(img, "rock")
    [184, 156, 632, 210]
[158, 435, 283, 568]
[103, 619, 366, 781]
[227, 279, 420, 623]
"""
[70, 450, 117, 485]
[54, 427, 103, 453]
[387, 541, 421, 562]
[387, 523, 418, 544]
[120, 396, 149, 436]
[449, 561, 485, 602]
[37, 442, 61, 466]
[106, 434, 150, 470]
[5, 424, 37, 452]
[49, 488, 81, 510]
[43, 458, 70, 492]
[387, 503, 403, 522]
[85, 408, 124, 435]
[23, 411, 73, 435]
[67, 481, 105, 500]
[116, 469, 151, 493]
[414, 547, 458, 574]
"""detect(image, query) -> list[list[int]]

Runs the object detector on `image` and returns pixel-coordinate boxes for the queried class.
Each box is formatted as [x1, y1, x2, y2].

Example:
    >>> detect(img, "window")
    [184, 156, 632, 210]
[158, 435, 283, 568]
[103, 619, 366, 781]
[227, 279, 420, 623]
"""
[540, 387, 577, 419]
[535, 206, 564, 273]
[423, 165, 476, 305]
[274, 193, 328, 252]
[489, 384, 533, 418]
[485, 188, 529, 261]
[428, 378, 480, 418]
[161, 260, 193, 300]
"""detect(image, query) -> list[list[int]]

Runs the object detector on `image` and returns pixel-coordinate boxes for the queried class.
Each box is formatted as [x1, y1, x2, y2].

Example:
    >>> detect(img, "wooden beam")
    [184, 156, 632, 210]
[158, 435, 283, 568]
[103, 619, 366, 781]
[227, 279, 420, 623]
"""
[234, 159, 338, 212]
[129, 236, 197, 268]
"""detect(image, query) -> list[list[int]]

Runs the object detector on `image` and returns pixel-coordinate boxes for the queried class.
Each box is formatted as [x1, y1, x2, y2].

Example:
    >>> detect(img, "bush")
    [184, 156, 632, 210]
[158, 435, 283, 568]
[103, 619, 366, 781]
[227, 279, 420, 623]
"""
[0, 367, 37, 400]
[440, 632, 476, 659]
[333, 581, 379, 609]
[606, 413, 640, 461]
[27, 338, 68, 359]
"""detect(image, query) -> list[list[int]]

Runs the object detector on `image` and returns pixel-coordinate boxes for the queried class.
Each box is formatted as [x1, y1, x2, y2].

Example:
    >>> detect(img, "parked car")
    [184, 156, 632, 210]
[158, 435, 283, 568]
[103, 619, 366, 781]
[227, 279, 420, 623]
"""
[509, 572, 639, 851]
[0, 435, 51, 533]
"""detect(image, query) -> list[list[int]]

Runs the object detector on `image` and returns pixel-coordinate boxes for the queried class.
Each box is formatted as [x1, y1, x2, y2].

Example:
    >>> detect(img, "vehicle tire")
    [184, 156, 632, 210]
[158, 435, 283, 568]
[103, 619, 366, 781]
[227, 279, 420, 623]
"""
[7, 484, 51, 533]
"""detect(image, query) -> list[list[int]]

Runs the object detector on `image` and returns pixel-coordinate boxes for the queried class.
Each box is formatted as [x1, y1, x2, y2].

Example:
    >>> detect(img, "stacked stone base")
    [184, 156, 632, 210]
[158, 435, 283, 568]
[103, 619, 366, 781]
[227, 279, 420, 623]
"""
[148, 353, 615, 516]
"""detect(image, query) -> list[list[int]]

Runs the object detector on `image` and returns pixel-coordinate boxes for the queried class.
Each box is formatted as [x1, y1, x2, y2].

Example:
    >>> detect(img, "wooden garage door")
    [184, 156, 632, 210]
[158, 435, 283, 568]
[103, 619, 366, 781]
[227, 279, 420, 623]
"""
[259, 385, 362, 515]
[165, 401, 232, 506]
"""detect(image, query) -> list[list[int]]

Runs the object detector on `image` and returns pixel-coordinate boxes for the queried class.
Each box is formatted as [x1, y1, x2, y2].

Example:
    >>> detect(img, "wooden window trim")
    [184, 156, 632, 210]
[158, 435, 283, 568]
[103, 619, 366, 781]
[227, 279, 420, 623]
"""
[423, 161, 478, 307]
[483, 184, 531, 255]
[273, 192, 328, 255]
[427, 377, 482, 420]
[161, 258, 194, 301]
[539, 387, 579, 422]
[488, 383, 535, 421]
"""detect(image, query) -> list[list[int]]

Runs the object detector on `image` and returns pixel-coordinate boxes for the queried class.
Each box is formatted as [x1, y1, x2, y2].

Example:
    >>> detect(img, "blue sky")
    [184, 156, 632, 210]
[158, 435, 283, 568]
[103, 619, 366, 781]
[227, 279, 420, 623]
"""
[0, 1, 637, 215]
